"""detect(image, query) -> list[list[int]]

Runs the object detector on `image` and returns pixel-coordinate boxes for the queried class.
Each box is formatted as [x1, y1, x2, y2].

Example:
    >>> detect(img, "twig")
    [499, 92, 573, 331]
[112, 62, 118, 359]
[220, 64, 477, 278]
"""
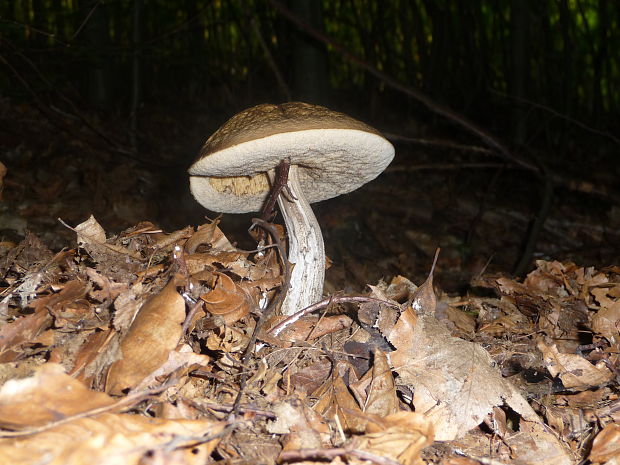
[491, 89, 620, 146]
[250, 16, 291, 101]
[279, 447, 402, 465]
[230, 218, 291, 416]
[513, 166, 554, 276]
[0, 381, 175, 438]
[268, 0, 539, 175]
[386, 163, 511, 172]
[268, 295, 401, 337]
[383, 133, 494, 155]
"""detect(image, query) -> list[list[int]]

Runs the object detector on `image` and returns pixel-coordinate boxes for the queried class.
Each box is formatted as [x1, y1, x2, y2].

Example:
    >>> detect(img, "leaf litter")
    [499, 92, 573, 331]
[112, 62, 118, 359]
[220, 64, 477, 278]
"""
[0, 214, 618, 465]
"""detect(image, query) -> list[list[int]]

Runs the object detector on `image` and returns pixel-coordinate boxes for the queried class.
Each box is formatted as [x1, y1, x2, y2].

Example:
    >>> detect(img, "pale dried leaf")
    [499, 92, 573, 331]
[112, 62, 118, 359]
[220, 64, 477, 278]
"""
[73, 215, 142, 260]
[354, 411, 434, 465]
[0, 363, 115, 429]
[589, 423, 620, 464]
[363, 349, 398, 417]
[538, 339, 613, 389]
[0, 412, 224, 465]
[106, 275, 186, 395]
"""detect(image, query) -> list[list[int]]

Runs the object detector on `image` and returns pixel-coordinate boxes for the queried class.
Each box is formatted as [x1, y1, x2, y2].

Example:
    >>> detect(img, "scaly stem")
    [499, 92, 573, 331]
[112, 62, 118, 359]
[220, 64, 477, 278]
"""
[277, 165, 325, 315]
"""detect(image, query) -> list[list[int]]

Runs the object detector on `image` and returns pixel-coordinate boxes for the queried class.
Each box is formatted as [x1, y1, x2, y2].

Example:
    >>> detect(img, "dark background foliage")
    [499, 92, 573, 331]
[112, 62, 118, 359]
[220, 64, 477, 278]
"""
[1, 0, 618, 286]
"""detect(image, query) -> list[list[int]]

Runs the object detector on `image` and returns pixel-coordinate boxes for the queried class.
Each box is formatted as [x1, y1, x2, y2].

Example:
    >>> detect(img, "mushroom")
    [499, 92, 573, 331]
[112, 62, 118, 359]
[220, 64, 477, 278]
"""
[188, 102, 394, 315]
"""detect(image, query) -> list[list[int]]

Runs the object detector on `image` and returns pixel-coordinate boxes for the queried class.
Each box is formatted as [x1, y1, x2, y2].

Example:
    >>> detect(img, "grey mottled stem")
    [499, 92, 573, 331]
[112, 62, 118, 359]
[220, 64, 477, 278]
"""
[277, 165, 325, 315]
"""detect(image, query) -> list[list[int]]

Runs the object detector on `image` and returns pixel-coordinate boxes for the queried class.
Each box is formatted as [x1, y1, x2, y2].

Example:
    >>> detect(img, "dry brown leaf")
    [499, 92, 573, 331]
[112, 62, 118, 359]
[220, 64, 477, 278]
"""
[410, 249, 438, 315]
[267, 399, 330, 452]
[0, 306, 52, 362]
[385, 308, 573, 462]
[388, 309, 503, 439]
[0, 412, 224, 465]
[289, 359, 333, 396]
[69, 329, 118, 384]
[0, 363, 115, 429]
[133, 344, 210, 392]
[74, 215, 142, 261]
[112, 282, 144, 331]
[537, 339, 613, 390]
[200, 272, 252, 326]
[269, 315, 353, 344]
[85, 267, 128, 303]
[589, 423, 620, 464]
[106, 275, 186, 395]
[184, 220, 236, 254]
[592, 299, 620, 343]
[353, 411, 434, 465]
[363, 349, 399, 417]
[313, 365, 367, 433]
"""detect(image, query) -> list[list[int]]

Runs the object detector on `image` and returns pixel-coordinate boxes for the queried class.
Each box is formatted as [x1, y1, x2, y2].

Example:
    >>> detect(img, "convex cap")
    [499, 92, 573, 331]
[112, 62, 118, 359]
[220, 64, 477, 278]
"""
[189, 102, 395, 213]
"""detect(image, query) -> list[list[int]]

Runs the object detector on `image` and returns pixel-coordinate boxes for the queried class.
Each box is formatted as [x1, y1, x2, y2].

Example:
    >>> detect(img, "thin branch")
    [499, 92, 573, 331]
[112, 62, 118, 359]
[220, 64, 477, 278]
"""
[268, 0, 539, 174]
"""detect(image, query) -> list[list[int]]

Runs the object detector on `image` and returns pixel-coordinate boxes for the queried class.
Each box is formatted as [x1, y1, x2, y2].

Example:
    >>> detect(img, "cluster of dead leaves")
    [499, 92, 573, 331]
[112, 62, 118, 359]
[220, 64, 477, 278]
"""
[0, 215, 619, 465]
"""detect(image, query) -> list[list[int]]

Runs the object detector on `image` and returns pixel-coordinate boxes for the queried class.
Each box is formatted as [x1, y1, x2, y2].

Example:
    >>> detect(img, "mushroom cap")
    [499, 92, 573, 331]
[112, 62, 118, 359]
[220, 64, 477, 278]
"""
[188, 102, 395, 213]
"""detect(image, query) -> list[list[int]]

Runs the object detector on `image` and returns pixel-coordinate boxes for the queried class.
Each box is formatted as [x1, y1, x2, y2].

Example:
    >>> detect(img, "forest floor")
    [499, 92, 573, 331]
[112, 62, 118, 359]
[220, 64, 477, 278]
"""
[1, 97, 619, 465]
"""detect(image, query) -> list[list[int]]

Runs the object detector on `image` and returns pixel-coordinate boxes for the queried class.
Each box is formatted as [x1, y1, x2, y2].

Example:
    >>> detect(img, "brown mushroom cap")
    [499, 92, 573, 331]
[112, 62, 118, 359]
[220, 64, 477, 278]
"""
[188, 102, 395, 213]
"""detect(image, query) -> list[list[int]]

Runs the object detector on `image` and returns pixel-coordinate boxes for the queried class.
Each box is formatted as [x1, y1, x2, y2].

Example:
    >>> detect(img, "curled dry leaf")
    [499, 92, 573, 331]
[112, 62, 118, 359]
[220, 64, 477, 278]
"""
[184, 220, 236, 254]
[589, 423, 620, 464]
[362, 349, 399, 418]
[591, 287, 620, 343]
[106, 274, 186, 395]
[0, 307, 51, 363]
[385, 308, 573, 463]
[0, 412, 224, 465]
[73, 215, 142, 261]
[537, 339, 613, 390]
[133, 344, 210, 392]
[267, 399, 330, 452]
[353, 411, 434, 465]
[0, 363, 115, 429]
[201, 272, 252, 326]
[313, 363, 367, 434]
[264, 314, 353, 345]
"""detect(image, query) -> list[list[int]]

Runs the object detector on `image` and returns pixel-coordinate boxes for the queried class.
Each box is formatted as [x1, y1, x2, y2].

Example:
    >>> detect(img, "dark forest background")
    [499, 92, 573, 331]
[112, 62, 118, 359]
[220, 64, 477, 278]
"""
[1, 0, 619, 285]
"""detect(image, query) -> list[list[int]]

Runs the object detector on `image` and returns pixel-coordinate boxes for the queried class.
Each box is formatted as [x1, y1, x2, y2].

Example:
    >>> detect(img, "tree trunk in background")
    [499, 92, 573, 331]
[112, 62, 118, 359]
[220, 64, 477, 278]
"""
[130, 0, 144, 151]
[290, 0, 329, 105]
[78, 0, 112, 109]
[510, 0, 530, 145]
[592, 0, 608, 121]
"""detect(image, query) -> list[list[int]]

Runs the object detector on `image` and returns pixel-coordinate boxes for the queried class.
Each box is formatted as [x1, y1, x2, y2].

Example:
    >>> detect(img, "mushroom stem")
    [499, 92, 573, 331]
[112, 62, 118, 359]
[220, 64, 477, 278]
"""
[277, 165, 325, 315]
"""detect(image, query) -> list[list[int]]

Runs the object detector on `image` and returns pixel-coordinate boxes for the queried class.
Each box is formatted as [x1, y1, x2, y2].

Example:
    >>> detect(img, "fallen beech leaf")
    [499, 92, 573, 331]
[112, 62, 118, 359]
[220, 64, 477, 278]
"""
[591, 299, 620, 343]
[267, 400, 330, 452]
[538, 339, 613, 390]
[0, 307, 52, 362]
[589, 423, 620, 464]
[410, 248, 439, 315]
[267, 314, 353, 344]
[134, 344, 210, 392]
[184, 220, 236, 254]
[69, 329, 117, 384]
[0, 363, 115, 429]
[353, 411, 434, 465]
[106, 275, 186, 395]
[388, 310, 534, 438]
[0, 412, 224, 465]
[73, 215, 142, 261]
[201, 272, 252, 326]
[363, 349, 399, 417]
[313, 364, 366, 433]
